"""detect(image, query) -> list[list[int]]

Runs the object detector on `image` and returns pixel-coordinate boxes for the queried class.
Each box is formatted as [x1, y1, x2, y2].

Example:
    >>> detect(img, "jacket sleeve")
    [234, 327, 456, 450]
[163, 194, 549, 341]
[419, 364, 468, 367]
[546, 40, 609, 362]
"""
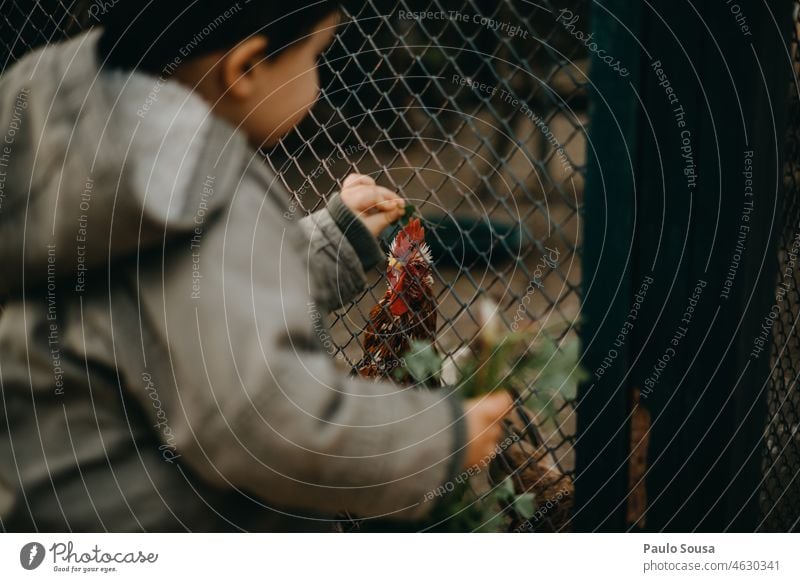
[297, 193, 385, 311]
[130, 178, 466, 522]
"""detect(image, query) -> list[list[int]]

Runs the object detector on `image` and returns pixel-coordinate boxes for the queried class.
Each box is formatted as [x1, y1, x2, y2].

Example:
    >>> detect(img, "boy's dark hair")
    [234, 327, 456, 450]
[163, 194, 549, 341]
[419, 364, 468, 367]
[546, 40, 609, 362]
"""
[97, 1, 342, 75]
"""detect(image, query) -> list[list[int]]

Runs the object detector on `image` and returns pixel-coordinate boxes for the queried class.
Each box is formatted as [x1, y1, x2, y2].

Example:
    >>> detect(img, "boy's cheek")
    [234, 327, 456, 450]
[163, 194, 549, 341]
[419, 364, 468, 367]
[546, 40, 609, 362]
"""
[246, 98, 310, 145]
[274, 77, 317, 122]
[240, 66, 319, 145]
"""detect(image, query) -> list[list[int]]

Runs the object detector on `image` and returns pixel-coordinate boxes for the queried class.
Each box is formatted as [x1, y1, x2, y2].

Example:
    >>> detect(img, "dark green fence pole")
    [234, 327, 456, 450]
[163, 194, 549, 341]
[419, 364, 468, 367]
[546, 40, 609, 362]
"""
[577, 0, 793, 531]
[574, 0, 644, 532]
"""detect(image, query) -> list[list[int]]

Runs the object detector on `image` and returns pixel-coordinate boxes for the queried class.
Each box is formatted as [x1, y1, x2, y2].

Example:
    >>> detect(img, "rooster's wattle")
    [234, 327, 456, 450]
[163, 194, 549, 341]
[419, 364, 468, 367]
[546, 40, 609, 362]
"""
[355, 218, 439, 386]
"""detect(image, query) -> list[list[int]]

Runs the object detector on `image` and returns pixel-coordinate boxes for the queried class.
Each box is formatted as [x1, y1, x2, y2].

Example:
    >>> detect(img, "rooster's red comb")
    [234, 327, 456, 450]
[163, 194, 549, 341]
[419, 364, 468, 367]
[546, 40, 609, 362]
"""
[391, 218, 425, 257]
[402, 218, 425, 242]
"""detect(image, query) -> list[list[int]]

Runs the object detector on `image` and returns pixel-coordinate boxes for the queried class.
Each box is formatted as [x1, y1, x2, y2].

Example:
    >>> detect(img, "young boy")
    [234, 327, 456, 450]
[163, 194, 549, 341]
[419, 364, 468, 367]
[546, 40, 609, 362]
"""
[0, 1, 511, 531]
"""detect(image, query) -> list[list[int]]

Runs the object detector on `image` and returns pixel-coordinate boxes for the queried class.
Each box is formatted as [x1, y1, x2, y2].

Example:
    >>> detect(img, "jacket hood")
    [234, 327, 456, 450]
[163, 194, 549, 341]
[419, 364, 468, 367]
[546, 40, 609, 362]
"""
[0, 30, 253, 298]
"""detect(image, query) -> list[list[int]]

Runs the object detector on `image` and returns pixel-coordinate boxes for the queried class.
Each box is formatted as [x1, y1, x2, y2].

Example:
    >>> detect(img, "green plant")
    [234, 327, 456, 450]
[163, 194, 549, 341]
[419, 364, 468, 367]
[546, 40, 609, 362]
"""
[404, 299, 587, 532]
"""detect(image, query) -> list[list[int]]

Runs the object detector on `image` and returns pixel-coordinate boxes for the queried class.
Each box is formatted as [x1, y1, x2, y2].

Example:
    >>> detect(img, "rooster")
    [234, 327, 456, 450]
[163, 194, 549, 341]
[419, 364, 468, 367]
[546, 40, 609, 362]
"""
[355, 218, 439, 386]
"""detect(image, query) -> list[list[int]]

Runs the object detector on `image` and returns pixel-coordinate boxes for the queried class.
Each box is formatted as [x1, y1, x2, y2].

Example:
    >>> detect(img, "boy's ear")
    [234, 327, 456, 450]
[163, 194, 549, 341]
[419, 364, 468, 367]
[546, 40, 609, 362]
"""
[220, 35, 269, 99]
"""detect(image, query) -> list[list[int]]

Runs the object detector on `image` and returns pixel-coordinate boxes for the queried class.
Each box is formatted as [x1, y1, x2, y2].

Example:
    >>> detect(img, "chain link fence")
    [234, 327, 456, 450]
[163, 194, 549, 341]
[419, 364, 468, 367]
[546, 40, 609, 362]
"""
[270, 0, 589, 531]
[0, 0, 591, 531]
[759, 2, 800, 533]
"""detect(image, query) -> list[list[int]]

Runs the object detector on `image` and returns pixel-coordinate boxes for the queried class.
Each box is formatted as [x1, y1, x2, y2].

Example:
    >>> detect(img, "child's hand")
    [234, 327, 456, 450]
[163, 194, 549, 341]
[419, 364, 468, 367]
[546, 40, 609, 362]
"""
[463, 392, 514, 470]
[340, 173, 406, 237]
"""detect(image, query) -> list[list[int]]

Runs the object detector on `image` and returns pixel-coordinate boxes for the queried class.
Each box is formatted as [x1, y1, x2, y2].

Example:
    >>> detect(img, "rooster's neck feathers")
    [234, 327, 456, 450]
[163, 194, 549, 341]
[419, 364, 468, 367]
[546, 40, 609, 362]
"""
[389, 240, 433, 265]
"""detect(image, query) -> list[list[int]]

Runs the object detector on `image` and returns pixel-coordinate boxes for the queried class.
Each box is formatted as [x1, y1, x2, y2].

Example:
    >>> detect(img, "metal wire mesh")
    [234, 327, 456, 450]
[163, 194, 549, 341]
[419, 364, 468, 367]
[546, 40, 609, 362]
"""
[0, 0, 93, 65]
[0, 0, 590, 531]
[759, 3, 800, 534]
[269, 0, 589, 531]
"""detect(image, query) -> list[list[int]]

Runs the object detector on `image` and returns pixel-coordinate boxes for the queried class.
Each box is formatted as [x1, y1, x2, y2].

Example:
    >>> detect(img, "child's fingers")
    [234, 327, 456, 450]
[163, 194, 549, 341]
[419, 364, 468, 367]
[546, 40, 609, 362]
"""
[342, 173, 375, 189]
[374, 196, 404, 213]
[358, 205, 405, 236]
[383, 203, 406, 222]
[347, 185, 404, 212]
[364, 187, 404, 209]
[379, 189, 406, 208]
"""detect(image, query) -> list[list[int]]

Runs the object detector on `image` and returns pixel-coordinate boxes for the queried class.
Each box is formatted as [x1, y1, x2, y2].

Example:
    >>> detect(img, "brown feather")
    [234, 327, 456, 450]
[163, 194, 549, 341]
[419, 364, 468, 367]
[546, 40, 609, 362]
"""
[355, 219, 440, 386]
[356, 287, 438, 385]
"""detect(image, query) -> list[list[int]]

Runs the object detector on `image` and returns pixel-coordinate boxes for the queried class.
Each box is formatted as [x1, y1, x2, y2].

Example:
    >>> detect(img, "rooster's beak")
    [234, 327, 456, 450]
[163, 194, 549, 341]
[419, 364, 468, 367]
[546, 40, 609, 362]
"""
[388, 257, 405, 271]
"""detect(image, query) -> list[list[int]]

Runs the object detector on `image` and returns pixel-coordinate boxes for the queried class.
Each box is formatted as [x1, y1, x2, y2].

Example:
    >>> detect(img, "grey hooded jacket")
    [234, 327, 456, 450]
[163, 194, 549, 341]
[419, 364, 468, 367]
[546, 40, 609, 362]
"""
[0, 31, 465, 532]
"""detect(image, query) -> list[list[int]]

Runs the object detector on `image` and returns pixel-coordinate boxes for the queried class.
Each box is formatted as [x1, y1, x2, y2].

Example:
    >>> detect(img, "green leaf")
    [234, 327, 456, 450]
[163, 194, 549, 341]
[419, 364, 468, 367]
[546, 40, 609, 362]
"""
[402, 339, 442, 385]
[512, 493, 537, 520]
[498, 476, 516, 498]
[528, 338, 586, 404]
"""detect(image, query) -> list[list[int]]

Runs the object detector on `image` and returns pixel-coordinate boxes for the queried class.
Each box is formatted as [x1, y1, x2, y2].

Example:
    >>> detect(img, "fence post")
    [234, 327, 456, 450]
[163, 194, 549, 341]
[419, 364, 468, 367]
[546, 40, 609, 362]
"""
[574, 0, 644, 532]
